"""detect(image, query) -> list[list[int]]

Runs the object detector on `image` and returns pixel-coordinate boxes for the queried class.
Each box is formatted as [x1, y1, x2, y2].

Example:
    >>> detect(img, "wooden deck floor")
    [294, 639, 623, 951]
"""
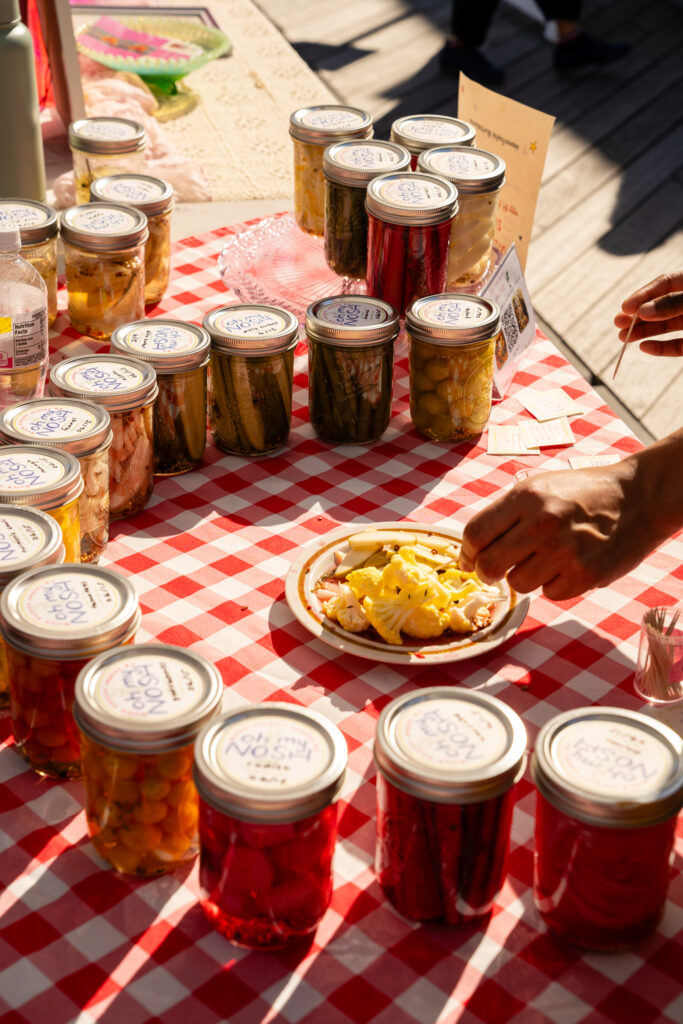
[258, 0, 683, 441]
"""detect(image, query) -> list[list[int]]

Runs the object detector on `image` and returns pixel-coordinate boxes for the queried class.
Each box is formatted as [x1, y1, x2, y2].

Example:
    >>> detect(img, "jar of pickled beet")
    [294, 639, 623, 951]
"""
[0, 565, 140, 779]
[532, 707, 683, 951]
[406, 294, 500, 442]
[306, 295, 399, 445]
[374, 687, 527, 924]
[289, 105, 373, 236]
[110, 320, 210, 476]
[194, 702, 347, 949]
[204, 304, 298, 457]
[69, 117, 146, 204]
[0, 398, 112, 563]
[50, 355, 157, 521]
[74, 644, 223, 876]
[90, 174, 174, 306]
[366, 173, 458, 316]
[0, 199, 59, 327]
[60, 203, 148, 340]
[390, 114, 476, 170]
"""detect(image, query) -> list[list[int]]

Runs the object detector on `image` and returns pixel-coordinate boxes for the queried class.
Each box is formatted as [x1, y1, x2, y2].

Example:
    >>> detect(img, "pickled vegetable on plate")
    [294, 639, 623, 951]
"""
[390, 114, 476, 169]
[69, 117, 146, 204]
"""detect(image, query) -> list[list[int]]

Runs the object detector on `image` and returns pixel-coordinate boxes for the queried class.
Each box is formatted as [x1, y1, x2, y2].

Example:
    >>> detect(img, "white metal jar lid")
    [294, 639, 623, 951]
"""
[323, 140, 411, 187]
[50, 355, 158, 413]
[406, 294, 500, 345]
[203, 304, 299, 355]
[60, 203, 148, 253]
[418, 146, 506, 195]
[111, 320, 211, 373]
[90, 174, 174, 217]
[0, 199, 58, 245]
[69, 116, 146, 155]
[305, 295, 400, 346]
[0, 399, 112, 457]
[0, 446, 83, 510]
[390, 114, 476, 154]
[289, 105, 373, 145]
[0, 505, 64, 587]
[365, 172, 458, 226]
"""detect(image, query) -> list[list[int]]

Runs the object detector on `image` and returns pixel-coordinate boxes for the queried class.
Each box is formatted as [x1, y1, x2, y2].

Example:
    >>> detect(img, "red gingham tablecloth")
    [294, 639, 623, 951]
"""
[1, 220, 681, 1024]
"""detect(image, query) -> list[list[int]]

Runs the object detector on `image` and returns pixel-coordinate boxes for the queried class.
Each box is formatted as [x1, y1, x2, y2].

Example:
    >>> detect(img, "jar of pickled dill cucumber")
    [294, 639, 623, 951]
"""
[0, 446, 83, 562]
[0, 200, 59, 327]
[69, 117, 146, 205]
[390, 114, 476, 169]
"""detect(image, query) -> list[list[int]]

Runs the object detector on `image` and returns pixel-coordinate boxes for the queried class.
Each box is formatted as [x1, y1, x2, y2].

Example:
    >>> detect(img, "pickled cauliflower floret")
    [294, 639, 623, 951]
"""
[322, 585, 367, 633]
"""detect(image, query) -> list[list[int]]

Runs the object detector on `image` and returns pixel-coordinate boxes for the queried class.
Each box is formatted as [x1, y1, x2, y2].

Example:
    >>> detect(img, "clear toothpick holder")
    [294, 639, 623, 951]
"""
[634, 606, 683, 705]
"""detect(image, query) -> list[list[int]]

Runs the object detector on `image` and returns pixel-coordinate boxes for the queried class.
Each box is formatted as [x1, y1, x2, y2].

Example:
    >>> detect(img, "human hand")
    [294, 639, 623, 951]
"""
[614, 272, 683, 356]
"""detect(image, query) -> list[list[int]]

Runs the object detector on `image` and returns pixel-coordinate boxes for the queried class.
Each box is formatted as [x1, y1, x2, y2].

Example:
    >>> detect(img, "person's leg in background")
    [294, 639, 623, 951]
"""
[538, 1, 630, 70]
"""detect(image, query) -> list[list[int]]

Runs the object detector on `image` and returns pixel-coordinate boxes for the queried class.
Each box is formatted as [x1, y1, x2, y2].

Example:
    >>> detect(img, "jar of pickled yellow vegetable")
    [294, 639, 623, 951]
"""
[204, 304, 298, 457]
[69, 117, 146, 205]
[390, 115, 476, 170]
[406, 294, 500, 442]
[49, 355, 157, 521]
[290, 105, 373, 237]
[111, 320, 209, 476]
[74, 643, 222, 876]
[0, 199, 59, 327]
[60, 203, 148, 340]
[0, 446, 83, 561]
[0, 565, 140, 778]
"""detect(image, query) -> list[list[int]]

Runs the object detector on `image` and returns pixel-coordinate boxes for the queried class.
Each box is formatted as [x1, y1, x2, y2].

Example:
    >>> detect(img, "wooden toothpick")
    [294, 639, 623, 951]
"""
[612, 311, 638, 381]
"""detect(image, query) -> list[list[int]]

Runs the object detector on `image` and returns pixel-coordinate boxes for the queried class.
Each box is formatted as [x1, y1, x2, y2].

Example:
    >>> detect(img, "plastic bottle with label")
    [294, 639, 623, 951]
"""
[0, 226, 48, 409]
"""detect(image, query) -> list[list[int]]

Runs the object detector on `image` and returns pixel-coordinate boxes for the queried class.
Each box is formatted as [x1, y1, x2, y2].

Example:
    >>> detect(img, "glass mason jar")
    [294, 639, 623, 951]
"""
[74, 644, 222, 876]
[204, 305, 298, 457]
[532, 707, 683, 951]
[407, 294, 500, 442]
[418, 147, 506, 291]
[289, 105, 373, 236]
[60, 203, 148, 340]
[111, 320, 210, 476]
[366, 173, 458, 317]
[0, 199, 59, 327]
[323, 140, 410, 280]
[90, 174, 174, 306]
[0, 446, 83, 562]
[68, 117, 146, 205]
[306, 295, 399, 445]
[194, 702, 347, 949]
[390, 114, 476, 170]
[50, 355, 158, 521]
[375, 687, 527, 924]
[0, 565, 140, 779]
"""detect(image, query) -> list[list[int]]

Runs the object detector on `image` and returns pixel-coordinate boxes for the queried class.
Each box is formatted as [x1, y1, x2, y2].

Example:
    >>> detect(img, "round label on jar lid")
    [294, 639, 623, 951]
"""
[95, 176, 165, 204]
[378, 175, 452, 208]
[306, 295, 399, 345]
[395, 698, 509, 772]
[204, 304, 299, 354]
[317, 297, 389, 327]
[8, 402, 98, 440]
[18, 569, 123, 630]
[0, 449, 66, 491]
[97, 653, 208, 721]
[65, 359, 145, 393]
[407, 294, 500, 345]
[217, 714, 330, 790]
[419, 147, 505, 194]
[118, 323, 200, 354]
[398, 117, 472, 142]
[417, 296, 490, 326]
[300, 108, 367, 131]
[66, 205, 140, 236]
[0, 200, 53, 230]
[334, 143, 403, 169]
[213, 308, 288, 337]
[75, 119, 141, 142]
[366, 173, 458, 226]
[0, 508, 62, 569]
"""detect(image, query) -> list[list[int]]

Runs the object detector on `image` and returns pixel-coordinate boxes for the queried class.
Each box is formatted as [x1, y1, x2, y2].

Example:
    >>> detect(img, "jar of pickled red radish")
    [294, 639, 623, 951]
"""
[60, 203, 148, 340]
[90, 174, 174, 306]
[290, 105, 373, 237]
[74, 644, 223, 876]
[532, 707, 683, 951]
[0, 565, 140, 779]
[0, 200, 59, 327]
[50, 355, 157, 521]
[111, 320, 210, 476]
[194, 702, 347, 949]
[0, 399, 112, 563]
[375, 687, 527, 924]
[417, 147, 505, 291]
[366, 173, 458, 316]
[390, 114, 476, 170]
[306, 295, 399, 444]
[204, 304, 298, 457]
[0, 446, 83, 562]
[406, 294, 500, 442]
[68, 117, 146, 205]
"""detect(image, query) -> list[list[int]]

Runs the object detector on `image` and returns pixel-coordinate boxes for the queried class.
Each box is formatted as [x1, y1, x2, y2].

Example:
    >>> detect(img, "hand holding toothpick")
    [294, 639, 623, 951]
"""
[613, 272, 683, 369]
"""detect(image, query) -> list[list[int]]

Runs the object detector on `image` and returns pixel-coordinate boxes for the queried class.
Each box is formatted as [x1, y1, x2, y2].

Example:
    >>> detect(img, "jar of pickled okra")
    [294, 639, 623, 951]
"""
[306, 295, 399, 445]
[532, 707, 683, 951]
[366, 173, 458, 316]
[74, 644, 223, 876]
[60, 203, 148, 340]
[374, 687, 527, 924]
[110, 320, 210, 476]
[204, 304, 298, 457]
[390, 114, 476, 170]
[323, 140, 411, 280]
[0, 399, 112, 563]
[406, 293, 500, 442]
[69, 117, 146, 205]
[50, 355, 157, 521]
[289, 105, 373, 237]
[0, 565, 140, 779]
[194, 702, 347, 949]
[90, 174, 174, 306]
[0, 446, 83, 562]
[0, 200, 59, 327]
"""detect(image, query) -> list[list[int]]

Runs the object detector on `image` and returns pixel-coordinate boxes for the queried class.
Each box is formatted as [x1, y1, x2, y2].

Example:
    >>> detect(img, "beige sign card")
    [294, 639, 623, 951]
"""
[518, 388, 584, 421]
[488, 425, 540, 456]
[520, 417, 575, 449]
[568, 454, 621, 469]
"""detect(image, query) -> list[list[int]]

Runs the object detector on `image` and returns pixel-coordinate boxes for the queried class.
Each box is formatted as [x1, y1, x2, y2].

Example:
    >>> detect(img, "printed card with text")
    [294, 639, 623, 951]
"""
[483, 244, 537, 401]
[520, 417, 575, 449]
[488, 424, 540, 456]
[518, 388, 584, 421]
[568, 454, 621, 469]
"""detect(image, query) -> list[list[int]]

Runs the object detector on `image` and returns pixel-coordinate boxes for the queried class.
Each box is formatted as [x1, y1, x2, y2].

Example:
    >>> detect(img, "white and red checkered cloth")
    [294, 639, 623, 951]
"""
[0, 219, 681, 1024]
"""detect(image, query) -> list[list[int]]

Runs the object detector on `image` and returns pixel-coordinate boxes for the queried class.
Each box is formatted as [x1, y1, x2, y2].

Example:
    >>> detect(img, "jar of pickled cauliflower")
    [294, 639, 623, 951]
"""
[0, 446, 83, 562]
[290, 105, 373, 237]
[90, 174, 174, 306]
[0, 200, 59, 327]
[375, 687, 527, 924]
[194, 702, 347, 949]
[60, 203, 148, 340]
[204, 305, 298, 457]
[390, 114, 476, 170]
[69, 117, 146, 204]
[111, 320, 210, 475]
[406, 294, 500, 442]
[0, 565, 140, 778]
[50, 355, 157, 521]
[74, 644, 223, 876]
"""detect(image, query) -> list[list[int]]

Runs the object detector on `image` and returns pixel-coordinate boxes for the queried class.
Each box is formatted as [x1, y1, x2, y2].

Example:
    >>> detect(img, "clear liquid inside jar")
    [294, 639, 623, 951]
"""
[63, 239, 146, 341]
[78, 443, 110, 562]
[324, 179, 368, 279]
[293, 139, 327, 236]
[48, 493, 81, 564]
[72, 148, 146, 205]
[145, 210, 172, 306]
[367, 215, 452, 317]
[154, 366, 207, 475]
[447, 189, 501, 290]
[210, 347, 294, 457]
[109, 402, 154, 520]
[23, 237, 58, 327]
[409, 334, 495, 442]
[308, 337, 394, 444]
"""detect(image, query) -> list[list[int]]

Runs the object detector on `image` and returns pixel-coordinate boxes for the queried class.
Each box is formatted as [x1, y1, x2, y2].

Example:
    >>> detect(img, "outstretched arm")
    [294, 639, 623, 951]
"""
[614, 272, 683, 357]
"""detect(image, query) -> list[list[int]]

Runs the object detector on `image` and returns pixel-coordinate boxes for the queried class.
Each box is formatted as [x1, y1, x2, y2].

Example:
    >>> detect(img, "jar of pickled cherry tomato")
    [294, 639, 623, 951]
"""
[366, 173, 458, 316]
[110, 320, 210, 476]
[74, 644, 223, 876]
[50, 355, 158, 521]
[0, 199, 59, 327]
[289, 105, 373, 236]
[0, 565, 140, 779]
[374, 687, 527, 924]
[406, 293, 500, 442]
[390, 114, 476, 170]
[69, 117, 146, 205]
[194, 702, 347, 949]
[532, 707, 683, 951]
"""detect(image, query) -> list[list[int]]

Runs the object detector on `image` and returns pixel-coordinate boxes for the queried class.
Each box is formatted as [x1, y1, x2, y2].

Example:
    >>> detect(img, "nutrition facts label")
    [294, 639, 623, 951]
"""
[0, 309, 47, 369]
